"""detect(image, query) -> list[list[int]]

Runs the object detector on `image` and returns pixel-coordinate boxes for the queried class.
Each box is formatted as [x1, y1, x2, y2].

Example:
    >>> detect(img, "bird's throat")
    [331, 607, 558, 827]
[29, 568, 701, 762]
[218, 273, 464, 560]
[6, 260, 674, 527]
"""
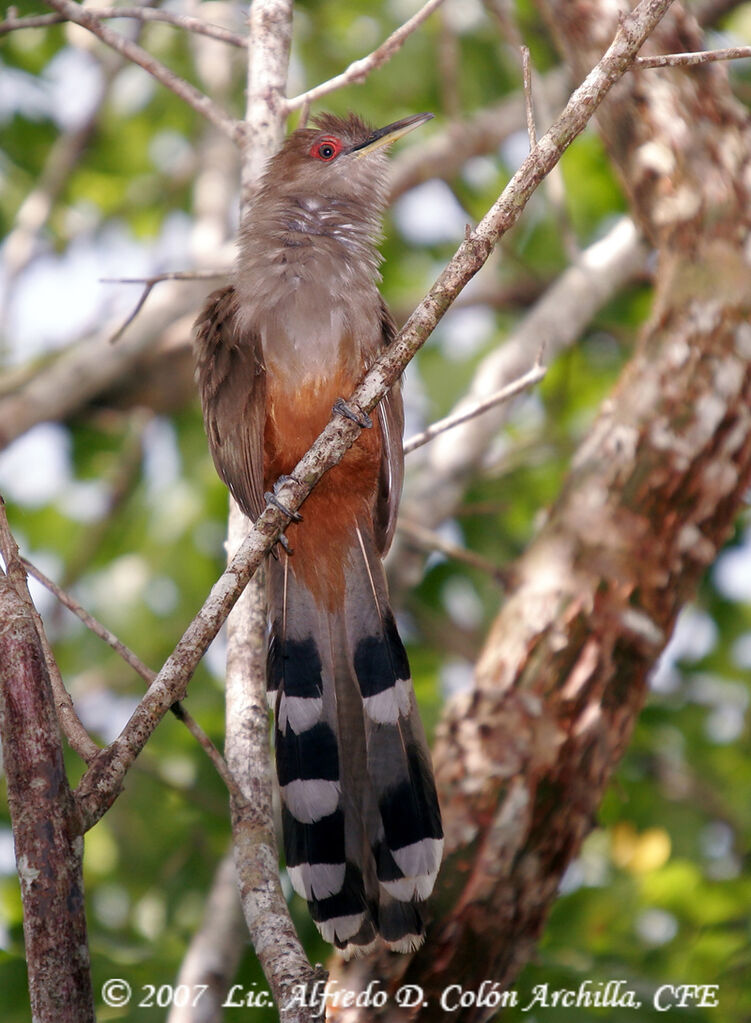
[235, 196, 384, 383]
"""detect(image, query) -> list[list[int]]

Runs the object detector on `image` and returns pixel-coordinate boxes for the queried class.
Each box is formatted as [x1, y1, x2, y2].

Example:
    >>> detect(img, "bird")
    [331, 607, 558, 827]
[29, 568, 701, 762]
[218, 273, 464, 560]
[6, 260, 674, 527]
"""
[194, 111, 443, 955]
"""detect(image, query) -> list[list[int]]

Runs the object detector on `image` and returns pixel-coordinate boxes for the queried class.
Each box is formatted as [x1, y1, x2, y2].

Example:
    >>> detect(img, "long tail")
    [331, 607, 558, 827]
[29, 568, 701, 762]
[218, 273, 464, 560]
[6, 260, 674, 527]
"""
[267, 523, 443, 955]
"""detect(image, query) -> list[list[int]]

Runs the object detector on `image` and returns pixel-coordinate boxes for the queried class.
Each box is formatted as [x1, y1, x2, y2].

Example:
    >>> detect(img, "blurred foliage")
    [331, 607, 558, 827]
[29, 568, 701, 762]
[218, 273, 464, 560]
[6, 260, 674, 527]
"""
[1, 1, 751, 1021]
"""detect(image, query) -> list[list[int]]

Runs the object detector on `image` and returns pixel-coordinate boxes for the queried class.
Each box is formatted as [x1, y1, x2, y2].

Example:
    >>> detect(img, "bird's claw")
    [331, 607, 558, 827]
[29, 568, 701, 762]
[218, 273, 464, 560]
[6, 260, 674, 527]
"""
[265, 475, 303, 523]
[333, 397, 372, 429]
[270, 532, 294, 559]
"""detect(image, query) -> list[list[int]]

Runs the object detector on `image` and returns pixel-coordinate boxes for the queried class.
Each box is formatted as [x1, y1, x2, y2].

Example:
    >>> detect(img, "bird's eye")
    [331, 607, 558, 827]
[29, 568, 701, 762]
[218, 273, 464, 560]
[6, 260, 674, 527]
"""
[311, 137, 342, 161]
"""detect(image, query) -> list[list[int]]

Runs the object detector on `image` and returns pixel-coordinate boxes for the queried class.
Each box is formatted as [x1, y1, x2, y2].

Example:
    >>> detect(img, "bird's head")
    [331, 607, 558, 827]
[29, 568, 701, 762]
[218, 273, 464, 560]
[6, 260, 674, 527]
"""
[260, 111, 433, 209]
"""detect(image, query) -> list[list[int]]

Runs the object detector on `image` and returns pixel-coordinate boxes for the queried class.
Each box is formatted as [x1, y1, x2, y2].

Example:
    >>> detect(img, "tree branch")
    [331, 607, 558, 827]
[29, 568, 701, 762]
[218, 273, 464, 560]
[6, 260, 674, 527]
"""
[240, 0, 294, 193]
[636, 43, 751, 67]
[403, 362, 546, 455]
[284, 0, 446, 112]
[41, 0, 241, 143]
[20, 551, 245, 803]
[225, 526, 319, 1019]
[0, 6, 247, 46]
[521, 45, 537, 148]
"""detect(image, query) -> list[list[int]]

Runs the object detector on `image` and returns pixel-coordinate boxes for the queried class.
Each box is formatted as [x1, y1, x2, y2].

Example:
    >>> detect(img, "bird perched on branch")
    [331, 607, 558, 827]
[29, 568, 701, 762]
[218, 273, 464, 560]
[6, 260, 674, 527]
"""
[194, 111, 443, 955]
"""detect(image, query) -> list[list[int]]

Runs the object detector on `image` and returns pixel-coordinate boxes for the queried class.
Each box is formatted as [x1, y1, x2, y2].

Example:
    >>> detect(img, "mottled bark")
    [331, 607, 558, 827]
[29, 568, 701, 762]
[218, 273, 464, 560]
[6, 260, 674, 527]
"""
[333, 3, 751, 1019]
[0, 574, 94, 1022]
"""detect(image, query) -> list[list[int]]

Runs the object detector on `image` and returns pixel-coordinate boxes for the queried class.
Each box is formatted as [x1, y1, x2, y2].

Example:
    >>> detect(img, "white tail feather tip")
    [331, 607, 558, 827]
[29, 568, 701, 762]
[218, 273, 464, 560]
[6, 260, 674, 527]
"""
[392, 837, 444, 886]
[277, 694, 323, 733]
[287, 862, 346, 901]
[281, 779, 340, 823]
[363, 677, 412, 724]
[318, 912, 366, 945]
[387, 932, 426, 954]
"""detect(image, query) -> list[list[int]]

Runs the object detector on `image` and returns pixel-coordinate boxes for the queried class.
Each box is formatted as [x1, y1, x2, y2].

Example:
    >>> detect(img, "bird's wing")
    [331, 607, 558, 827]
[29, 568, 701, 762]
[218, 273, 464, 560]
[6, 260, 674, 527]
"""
[374, 297, 405, 555]
[194, 284, 266, 522]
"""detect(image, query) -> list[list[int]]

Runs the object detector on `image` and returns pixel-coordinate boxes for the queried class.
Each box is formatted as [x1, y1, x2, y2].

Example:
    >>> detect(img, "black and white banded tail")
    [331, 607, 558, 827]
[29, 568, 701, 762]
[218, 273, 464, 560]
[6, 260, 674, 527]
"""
[267, 521, 443, 955]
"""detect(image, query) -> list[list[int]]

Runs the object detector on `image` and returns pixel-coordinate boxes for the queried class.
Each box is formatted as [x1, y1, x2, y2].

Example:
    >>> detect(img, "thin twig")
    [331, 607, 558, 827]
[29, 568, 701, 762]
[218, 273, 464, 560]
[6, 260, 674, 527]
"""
[102, 270, 227, 344]
[0, 499, 100, 763]
[108, 283, 157, 345]
[100, 271, 228, 285]
[0, 6, 247, 45]
[169, 704, 244, 799]
[398, 517, 509, 582]
[41, 0, 241, 143]
[521, 45, 537, 148]
[636, 45, 751, 68]
[284, 0, 446, 112]
[20, 555, 245, 802]
[388, 69, 570, 200]
[297, 97, 311, 128]
[22, 558, 155, 680]
[404, 362, 546, 455]
[483, 0, 579, 258]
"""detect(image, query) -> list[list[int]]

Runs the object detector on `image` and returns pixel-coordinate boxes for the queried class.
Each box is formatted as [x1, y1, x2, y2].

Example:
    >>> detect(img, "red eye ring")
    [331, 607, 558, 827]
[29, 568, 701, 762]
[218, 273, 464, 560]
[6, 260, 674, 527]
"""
[310, 136, 342, 161]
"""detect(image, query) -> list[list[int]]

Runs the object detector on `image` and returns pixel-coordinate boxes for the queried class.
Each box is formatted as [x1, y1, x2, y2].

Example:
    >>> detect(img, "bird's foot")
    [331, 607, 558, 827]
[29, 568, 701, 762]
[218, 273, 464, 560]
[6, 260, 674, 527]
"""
[272, 532, 294, 557]
[265, 475, 303, 523]
[333, 397, 373, 429]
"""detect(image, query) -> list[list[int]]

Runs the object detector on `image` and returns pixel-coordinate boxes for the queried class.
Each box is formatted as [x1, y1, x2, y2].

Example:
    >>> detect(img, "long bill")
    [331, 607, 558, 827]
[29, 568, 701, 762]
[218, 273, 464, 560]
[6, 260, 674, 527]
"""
[350, 112, 434, 157]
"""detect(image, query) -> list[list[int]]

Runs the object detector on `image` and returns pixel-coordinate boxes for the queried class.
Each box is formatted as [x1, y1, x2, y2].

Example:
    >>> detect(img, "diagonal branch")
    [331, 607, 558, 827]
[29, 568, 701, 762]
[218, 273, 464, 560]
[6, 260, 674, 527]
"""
[102, 271, 227, 344]
[397, 215, 646, 555]
[636, 43, 751, 66]
[284, 0, 446, 112]
[403, 362, 546, 455]
[71, 0, 675, 834]
[19, 552, 245, 803]
[41, 0, 241, 143]
[0, 7, 247, 46]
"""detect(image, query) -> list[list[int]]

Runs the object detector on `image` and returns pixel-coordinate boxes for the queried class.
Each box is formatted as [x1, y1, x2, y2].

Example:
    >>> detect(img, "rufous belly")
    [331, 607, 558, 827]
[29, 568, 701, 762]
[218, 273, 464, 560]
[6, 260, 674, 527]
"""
[263, 364, 381, 606]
